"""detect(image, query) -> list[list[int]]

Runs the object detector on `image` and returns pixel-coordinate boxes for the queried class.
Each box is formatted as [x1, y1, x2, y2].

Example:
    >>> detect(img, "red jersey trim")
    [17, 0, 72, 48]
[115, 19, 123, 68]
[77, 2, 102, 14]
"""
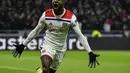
[61, 10, 73, 19]
[45, 9, 55, 17]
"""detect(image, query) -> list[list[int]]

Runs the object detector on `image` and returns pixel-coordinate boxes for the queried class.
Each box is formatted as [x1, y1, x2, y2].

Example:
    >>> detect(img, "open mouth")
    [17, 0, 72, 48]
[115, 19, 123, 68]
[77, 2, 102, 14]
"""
[53, 3, 59, 9]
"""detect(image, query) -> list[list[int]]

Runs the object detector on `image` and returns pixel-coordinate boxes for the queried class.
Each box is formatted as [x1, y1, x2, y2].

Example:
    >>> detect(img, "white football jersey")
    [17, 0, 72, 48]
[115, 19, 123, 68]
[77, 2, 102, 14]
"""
[40, 8, 77, 51]
[23, 8, 92, 52]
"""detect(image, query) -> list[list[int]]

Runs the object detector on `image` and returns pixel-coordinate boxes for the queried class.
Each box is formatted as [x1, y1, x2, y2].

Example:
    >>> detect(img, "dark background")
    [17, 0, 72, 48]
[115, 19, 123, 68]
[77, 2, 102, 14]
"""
[0, 0, 130, 50]
[0, 0, 130, 31]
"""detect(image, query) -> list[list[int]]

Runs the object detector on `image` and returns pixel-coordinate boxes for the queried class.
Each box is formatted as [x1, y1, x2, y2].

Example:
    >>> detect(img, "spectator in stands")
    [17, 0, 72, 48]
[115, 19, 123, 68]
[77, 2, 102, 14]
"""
[0, 0, 129, 31]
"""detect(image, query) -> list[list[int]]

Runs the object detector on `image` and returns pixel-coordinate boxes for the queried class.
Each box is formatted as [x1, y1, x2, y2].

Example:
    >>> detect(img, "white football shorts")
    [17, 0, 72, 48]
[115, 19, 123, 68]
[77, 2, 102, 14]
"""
[40, 44, 66, 70]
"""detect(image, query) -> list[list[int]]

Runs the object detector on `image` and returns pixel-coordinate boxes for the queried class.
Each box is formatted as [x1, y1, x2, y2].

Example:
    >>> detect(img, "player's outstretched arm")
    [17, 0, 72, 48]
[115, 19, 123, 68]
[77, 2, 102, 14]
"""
[72, 23, 100, 68]
[88, 52, 100, 68]
[12, 18, 46, 58]
[71, 15, 100, 68]
[22, 18, 46, 45]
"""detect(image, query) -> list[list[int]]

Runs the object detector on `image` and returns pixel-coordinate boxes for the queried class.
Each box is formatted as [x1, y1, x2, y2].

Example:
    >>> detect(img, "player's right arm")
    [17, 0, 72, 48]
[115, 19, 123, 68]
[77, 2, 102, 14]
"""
[12, 12, 46, 58]
[22, 18, 46, 45]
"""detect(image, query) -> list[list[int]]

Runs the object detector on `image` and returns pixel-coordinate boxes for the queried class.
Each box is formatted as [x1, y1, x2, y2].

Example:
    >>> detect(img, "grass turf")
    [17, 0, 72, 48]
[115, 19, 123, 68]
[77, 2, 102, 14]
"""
[0, 51, 130, 73]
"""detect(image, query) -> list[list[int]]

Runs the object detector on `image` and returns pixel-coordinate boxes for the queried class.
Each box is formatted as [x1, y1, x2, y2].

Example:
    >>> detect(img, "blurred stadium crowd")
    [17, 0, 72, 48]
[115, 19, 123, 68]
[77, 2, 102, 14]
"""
[0, 0, 130, 32]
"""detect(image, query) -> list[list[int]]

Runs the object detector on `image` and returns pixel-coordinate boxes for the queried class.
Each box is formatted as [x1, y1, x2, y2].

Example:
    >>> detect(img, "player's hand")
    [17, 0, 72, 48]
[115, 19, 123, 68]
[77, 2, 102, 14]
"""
[88, 52, 100, 68]
[12, 44, 25, 58]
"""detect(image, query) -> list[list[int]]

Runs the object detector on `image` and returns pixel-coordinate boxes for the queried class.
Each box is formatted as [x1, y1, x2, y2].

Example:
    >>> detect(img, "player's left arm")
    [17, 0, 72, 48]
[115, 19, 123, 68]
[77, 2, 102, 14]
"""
[71, 14, 100, 68]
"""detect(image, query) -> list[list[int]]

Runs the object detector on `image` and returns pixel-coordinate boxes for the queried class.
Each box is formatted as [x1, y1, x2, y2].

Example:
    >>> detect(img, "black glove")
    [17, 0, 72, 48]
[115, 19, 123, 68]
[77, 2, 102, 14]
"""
[12, 44, 25, 58]
[88, 52, 100, 68]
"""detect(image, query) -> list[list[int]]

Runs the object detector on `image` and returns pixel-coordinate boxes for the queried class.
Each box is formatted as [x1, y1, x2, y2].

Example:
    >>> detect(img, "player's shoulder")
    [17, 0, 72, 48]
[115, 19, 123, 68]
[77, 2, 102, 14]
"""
[44, 9, 54, 17]
[65, 9, 73, 15]
[44, 9, 53, 13]
[62, 9, 74, 19]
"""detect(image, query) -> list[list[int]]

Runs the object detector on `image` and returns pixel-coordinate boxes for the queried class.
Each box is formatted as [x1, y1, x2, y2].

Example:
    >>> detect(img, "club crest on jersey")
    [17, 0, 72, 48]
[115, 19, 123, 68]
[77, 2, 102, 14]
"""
[62, 22, 67, 28]
[41, 49, 46, 53]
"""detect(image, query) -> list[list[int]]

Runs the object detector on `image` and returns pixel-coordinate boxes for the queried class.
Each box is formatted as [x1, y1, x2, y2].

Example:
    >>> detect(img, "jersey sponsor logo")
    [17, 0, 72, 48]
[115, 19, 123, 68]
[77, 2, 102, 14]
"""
[48, 28, 64, 33]
[47, 22, 68, 32]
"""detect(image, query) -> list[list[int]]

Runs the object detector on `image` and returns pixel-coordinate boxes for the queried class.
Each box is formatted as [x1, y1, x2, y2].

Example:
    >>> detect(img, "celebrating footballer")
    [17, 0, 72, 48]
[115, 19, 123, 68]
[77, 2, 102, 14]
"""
[12, 0, 100, 73]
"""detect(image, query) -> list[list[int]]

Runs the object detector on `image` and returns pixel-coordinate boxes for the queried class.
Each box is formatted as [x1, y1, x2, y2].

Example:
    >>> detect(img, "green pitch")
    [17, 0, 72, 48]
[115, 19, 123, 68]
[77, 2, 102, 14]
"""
[0, 51, 130, 73]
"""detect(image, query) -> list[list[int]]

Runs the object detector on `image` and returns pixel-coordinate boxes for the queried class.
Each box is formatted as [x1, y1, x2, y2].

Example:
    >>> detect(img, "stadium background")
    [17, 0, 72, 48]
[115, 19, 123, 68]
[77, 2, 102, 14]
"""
[0, 0, 130, 73]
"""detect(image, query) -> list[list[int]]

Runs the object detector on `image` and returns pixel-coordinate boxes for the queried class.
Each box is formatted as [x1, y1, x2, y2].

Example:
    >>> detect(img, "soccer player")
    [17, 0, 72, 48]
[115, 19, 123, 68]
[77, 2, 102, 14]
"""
[12, 0, 100, 73]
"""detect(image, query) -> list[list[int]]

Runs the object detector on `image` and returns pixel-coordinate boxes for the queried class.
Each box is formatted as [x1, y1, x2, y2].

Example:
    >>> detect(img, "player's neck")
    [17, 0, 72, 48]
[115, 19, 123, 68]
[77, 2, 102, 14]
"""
[54, 8, 64, 15]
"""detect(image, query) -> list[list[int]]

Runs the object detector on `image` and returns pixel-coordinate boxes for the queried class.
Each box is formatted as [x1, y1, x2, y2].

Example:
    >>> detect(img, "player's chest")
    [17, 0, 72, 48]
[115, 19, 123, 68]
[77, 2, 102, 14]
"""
[45, 18, 71, 29]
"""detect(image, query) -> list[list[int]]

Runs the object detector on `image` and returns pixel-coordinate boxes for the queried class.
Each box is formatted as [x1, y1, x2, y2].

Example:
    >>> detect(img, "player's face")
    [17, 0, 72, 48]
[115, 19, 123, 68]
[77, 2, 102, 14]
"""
[52, 0, 64, 10]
